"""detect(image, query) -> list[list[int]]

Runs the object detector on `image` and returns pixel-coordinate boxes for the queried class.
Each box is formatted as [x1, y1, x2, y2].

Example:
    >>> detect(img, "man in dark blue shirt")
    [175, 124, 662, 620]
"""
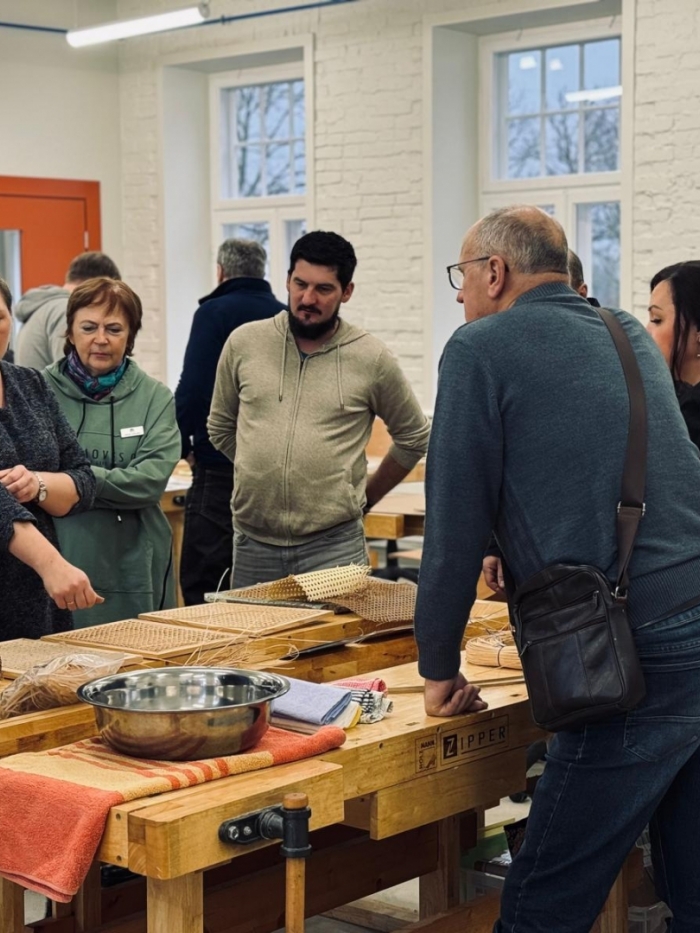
[175, 239, 285, 605]
[415, 206, 700, 932]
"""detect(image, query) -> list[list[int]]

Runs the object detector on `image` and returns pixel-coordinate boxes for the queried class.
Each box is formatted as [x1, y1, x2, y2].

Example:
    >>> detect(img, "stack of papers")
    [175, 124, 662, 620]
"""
[271, 678, 360, 734]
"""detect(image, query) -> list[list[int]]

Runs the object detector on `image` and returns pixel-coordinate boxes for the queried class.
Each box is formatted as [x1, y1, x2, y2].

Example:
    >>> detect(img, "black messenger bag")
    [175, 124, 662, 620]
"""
[508, 309, 647, 732]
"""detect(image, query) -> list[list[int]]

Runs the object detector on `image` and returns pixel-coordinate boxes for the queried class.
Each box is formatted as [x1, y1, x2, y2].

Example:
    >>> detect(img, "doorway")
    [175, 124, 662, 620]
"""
[0, 175, 101, 292]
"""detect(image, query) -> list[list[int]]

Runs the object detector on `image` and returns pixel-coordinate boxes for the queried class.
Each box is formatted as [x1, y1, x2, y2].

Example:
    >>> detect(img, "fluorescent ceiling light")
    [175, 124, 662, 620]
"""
[565, 85, 622, 103]
[519, 55, 538, 70]
[549, 58, 563, 71]
[66, 3, 209, 47]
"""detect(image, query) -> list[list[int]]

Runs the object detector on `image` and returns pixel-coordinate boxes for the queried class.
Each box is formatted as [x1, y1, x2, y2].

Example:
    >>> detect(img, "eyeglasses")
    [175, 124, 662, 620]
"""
[446, 257, 490, 290]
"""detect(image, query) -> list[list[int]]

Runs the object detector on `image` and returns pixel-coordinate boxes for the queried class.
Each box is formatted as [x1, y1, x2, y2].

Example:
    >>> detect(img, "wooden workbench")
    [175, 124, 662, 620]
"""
[0, 631, 630, 933]
[364, 491, 426, 540]
[0, 658, 540, 933]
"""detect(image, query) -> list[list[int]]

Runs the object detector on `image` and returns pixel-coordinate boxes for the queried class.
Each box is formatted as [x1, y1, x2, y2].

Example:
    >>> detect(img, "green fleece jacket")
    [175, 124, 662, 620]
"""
[43, 359, 181, 626]
[208, 311, 430, 545]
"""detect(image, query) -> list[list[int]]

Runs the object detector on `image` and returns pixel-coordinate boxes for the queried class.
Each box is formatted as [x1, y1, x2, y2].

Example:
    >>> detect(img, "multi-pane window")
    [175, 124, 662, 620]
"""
[213, 70, 308, 298]
[220, 79, 305, 200]
[576, 201, 620, 308]
[496, 38, 620, 180]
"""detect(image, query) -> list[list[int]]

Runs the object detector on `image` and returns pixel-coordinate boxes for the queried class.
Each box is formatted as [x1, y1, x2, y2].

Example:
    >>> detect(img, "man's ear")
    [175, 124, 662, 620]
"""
[578, 283, 589, 298]
[341, 282, 355, 303]
[486, 257, 508, 299]
[216, 263, 225, 284]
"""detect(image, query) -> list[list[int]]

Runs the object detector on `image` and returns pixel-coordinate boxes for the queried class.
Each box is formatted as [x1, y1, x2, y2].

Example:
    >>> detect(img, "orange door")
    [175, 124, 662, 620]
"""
[0, 176, 101, 291]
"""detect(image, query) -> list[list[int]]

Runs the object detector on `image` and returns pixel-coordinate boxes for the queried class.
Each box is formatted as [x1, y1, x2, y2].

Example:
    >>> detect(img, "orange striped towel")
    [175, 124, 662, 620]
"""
[0, 725, 345, 903]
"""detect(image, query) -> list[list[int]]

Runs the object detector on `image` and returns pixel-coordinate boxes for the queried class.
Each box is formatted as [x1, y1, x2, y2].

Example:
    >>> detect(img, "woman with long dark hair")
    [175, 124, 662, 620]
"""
[648, 261, 700, 446]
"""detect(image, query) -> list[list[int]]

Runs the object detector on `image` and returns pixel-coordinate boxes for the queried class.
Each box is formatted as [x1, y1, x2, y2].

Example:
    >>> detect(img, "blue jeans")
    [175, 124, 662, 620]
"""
[495, 603, 700, 933]
[231, 519, 369, 588]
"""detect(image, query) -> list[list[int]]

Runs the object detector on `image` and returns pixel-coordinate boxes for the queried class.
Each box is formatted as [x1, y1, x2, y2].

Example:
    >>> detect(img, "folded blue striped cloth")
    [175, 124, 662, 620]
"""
[271, 678, 352, 726]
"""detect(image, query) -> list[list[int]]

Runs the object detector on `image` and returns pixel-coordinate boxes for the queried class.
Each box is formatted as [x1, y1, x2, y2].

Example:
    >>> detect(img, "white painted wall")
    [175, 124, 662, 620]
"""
[104, 0, 700, 391]
[161, 66, 212, 390]
[631, 0, 700, 316]
[428, 26, 481, 401]
[0, 1, 123, 270]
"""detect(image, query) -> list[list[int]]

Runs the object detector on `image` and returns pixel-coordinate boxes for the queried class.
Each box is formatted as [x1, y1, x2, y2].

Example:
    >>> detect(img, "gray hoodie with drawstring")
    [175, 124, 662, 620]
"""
[14, 285, 70, 369]
[208, 310, 430, 546]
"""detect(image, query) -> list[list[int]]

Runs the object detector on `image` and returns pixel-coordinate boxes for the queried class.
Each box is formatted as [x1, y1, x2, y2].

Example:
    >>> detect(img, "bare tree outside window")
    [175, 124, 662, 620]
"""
[220, 80, 305, 199]
[500, 39, 620, 180]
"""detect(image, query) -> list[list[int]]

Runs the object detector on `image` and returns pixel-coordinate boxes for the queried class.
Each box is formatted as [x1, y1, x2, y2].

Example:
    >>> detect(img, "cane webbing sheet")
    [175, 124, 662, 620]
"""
[43, 619, 236, 659]
[140, 602, 327, 635]
[330, 578, 417, 624]
[213, 564, 372, 604]
[0, 639, 142, 680]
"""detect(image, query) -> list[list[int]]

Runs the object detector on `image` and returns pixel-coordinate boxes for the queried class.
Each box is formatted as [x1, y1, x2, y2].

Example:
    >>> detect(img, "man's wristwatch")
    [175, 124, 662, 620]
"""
[32, 471, 48, 504]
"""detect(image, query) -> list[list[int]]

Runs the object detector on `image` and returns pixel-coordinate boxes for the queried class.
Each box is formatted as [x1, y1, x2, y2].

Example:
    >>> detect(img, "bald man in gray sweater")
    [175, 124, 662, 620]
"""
[415, 206, 700, 933]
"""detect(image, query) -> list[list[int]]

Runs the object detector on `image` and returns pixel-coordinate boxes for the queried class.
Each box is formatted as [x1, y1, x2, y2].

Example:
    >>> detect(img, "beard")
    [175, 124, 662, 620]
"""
[287, 305, 340, 341]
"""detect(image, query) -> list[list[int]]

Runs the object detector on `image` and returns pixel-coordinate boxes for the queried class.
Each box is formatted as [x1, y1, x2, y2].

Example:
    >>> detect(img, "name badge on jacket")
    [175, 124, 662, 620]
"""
[120, 426, 145, 439]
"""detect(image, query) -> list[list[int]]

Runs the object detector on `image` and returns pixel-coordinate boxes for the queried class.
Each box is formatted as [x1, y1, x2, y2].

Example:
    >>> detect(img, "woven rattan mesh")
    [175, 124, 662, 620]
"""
[0, 639, 139, 679]
[211, 564, 371, 604]
[45, 619, 235, 658]
[140, 603, 327, 635]
[279, 564, 371, 600]
[330, 578, 417, 624]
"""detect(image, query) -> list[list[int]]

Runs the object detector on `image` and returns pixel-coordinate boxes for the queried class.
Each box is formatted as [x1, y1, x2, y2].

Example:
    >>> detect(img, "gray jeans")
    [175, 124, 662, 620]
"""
[231, 519, 369, 588]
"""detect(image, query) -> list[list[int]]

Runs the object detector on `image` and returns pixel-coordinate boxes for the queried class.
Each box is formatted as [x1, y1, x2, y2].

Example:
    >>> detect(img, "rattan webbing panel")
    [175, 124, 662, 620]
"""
[43, 619, 236, 659]
[140, 602, 328, 635]
[0, 639, 141, 679]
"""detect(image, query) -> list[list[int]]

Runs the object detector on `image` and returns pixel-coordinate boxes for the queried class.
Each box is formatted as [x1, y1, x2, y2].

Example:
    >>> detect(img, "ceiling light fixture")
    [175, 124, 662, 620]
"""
[66, 3, 209, 48]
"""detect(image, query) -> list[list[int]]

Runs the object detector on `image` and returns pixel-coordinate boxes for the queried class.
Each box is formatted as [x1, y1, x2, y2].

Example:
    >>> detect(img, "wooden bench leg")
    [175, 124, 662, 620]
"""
[418, 816, 461, 920]
[75, 861, 102, 931]
[0, 877, 25, 933]
[147, 872, 203, 933]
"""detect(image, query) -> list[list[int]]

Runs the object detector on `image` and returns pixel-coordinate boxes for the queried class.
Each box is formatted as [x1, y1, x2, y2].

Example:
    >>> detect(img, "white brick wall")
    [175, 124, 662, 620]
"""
[632, 0, 700, 316]
[116, 0, 700, 396]
[115, 0, 500, 395]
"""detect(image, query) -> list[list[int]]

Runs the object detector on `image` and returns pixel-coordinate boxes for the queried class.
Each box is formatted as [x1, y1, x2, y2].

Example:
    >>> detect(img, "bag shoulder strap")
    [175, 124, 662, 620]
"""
[596, 308, 647, 596]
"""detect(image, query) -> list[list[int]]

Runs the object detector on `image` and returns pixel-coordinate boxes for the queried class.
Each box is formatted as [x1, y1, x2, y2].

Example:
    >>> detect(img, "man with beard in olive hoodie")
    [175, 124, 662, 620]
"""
[208, 230, 430, 588]
[15, 251, 120, 370]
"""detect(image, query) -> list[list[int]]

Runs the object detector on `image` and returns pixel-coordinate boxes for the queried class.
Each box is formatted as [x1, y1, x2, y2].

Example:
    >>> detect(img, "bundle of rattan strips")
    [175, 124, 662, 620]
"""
[464, 632, 522, 670]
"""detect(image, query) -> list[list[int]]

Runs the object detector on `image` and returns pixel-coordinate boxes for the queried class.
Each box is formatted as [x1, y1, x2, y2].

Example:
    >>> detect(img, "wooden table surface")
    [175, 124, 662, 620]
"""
[88, 662, 539, 933]
[0, 632, 629, 933]
[364, 491, 426, 540]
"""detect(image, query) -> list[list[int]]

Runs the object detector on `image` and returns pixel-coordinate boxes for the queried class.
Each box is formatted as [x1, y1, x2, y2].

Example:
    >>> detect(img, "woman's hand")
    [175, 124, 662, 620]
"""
[424, 673, 489, 717]
[41, 558, 105, 611]
[0, 465, 39, 503]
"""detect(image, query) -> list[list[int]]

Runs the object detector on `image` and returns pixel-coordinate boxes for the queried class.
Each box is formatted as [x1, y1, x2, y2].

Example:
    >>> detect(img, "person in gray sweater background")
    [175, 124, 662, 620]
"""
[414, 206, 700, 933]
[15, 251, 120, 370]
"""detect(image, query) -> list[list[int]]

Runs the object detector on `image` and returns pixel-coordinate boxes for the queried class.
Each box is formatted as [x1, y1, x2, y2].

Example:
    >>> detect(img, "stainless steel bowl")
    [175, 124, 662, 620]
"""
[77, 667, 289, 760]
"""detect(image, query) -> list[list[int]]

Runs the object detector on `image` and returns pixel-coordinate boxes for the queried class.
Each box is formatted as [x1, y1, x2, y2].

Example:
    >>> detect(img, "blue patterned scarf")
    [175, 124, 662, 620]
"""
[64, 349, 129, 400]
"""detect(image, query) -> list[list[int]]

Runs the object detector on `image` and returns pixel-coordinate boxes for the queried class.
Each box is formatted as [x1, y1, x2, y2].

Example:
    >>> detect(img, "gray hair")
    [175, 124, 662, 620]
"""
[471, 206, 569, 276]
[217, 238, 266, 280]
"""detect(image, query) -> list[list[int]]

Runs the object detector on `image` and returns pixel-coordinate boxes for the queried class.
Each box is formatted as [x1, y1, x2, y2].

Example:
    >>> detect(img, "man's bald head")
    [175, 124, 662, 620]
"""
[467, 206, 569, 277]
[455, 206, 571, 322]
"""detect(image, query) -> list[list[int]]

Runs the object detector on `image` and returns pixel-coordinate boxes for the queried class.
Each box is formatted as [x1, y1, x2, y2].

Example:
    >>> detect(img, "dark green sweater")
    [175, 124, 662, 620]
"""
[415, 284, 700, 681]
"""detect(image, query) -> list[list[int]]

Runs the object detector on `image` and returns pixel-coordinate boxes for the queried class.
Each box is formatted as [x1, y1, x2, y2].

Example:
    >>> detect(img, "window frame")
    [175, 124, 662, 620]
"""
[209, 62, 308, 211]
[209, 62, 310, 300]
[479, 18, 623, 195]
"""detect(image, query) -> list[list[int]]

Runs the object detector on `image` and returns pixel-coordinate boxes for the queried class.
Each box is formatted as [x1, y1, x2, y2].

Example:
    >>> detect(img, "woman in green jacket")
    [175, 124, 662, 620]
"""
[44, 278, 181, 626]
